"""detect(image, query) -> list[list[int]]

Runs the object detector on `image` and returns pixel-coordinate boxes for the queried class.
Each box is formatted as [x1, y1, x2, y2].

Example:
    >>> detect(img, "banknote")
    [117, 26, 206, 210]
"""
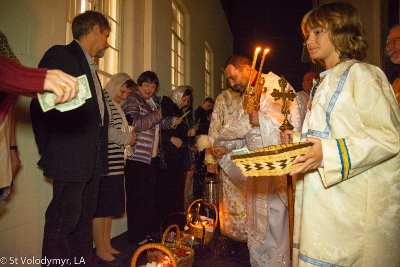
[37, 74, 92, 112]
[231, 147, 250, 155]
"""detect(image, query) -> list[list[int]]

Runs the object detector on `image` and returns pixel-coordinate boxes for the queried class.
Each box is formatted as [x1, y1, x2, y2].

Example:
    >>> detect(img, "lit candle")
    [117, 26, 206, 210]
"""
[251, 47, 261, 71]
[191, 236, 194, 249]
[259, 49, 269, 71]
[246, 48, 261, 92]
[196, 203, 201, 218]
[255, 48, 270, 83]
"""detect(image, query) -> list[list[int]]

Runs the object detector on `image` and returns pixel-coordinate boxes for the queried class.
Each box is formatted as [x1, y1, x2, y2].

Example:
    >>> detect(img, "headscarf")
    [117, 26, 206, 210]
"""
[0, 31, 19, 125]
[104, 73, 133, 129]
[170, 85, 193, 107]
[0, 31, 19, 63]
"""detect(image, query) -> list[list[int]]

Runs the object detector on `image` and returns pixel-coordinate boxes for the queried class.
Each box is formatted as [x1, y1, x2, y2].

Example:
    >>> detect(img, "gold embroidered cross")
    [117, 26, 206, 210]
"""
[270, 76, 297, 131]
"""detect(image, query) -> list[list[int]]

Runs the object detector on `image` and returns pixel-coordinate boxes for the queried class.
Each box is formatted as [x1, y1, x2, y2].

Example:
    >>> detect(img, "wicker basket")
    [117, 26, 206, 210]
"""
[147, 224, 194, 267]
[131, 243, 177, 267]
[231, 142, 313, 176]
[187, 199, 218, 245]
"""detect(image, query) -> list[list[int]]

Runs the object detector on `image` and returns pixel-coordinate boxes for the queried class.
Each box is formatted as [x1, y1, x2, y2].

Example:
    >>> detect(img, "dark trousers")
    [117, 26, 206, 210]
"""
[153, 158, 185, 232]
[193, 150, 207, 199]
[125, 158, 157, 243]
[42, 151, 102, 267]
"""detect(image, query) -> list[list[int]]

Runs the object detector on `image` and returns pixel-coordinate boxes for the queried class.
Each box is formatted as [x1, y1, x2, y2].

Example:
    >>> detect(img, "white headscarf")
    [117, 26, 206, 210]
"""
[170, 85, 193, 107]
[104, 73, 134, 129]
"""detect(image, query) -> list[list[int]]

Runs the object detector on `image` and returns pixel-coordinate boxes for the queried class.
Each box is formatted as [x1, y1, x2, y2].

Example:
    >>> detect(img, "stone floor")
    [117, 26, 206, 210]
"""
[110, 228, 251, 267]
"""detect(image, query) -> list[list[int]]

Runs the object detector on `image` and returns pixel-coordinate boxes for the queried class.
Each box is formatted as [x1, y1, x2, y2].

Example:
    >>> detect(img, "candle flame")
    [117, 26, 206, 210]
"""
[256, 47, 261, 52]
[192, 236, 194, 240]
[264, 48, 270, 53]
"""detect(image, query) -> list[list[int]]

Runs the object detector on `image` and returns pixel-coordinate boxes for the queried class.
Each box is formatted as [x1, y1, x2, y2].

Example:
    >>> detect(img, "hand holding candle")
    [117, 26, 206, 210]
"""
[171, 116, 183, 128]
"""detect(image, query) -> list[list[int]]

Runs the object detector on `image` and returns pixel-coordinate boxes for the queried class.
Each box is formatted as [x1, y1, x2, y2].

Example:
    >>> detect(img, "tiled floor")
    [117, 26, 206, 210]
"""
[111, 229, 251, 267]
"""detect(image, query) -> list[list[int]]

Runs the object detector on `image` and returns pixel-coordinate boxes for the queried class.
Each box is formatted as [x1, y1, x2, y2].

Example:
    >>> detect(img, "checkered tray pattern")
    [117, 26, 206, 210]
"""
[231, 142, 313, 176]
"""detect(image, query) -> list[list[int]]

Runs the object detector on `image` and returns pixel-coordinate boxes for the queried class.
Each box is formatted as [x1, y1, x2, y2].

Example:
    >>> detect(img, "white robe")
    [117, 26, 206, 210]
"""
[293, 60, 400, 267]
[213, 72, 303, 266]
[296, 90, 309, 122]
[208, 88, 248, 242]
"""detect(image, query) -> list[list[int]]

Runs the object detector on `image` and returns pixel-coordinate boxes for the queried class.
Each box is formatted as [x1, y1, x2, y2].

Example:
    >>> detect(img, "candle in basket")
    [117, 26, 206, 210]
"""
[191, 236, 194, 249]
[186, 213, 191, 226]
[196, 203, 200, 217]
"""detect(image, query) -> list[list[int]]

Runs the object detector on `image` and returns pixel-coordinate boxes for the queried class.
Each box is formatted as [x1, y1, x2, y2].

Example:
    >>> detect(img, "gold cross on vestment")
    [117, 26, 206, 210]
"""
[270, 76, 297, 131]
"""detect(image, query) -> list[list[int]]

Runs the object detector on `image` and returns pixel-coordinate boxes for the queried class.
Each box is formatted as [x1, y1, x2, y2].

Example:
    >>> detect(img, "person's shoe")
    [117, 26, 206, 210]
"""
[137, 238, 149, 245]
[112, 252, 130, 261]
[93, 254, 122, 267]
[146, 235, 159, 242]
[112, 252, 131, 267]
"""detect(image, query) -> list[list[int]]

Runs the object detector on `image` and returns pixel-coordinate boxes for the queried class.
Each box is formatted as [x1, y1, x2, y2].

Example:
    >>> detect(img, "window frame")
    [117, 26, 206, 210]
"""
[171, 1, 185, 90]
[66, 0, 121, 86]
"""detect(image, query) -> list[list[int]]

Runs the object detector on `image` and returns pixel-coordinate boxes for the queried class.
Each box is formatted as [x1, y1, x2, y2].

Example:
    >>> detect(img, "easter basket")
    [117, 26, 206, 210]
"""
[131, 243, 177, 267]
[231, 142, 313, 176]
[187, 199, 218, 245]
[147, 224, 194, 267]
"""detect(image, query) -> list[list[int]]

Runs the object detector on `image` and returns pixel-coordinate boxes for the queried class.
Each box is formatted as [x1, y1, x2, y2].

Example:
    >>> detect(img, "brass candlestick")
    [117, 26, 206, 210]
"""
[270, 75, 297, 260]
[243, 48, 269, 111]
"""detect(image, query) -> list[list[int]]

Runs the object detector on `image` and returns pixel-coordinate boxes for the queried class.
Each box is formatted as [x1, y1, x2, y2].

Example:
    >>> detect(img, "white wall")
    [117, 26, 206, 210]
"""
[0, 0, 69, 260]
[0, 0, 232, 262]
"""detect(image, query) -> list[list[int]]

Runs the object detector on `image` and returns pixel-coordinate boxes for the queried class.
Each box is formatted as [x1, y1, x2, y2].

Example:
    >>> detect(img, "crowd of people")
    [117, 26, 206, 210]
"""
[1, 2, 400, 267]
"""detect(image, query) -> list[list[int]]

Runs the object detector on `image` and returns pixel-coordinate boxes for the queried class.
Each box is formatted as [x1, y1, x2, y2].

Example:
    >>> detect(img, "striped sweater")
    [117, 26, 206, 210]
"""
[104, 90, 131, 176]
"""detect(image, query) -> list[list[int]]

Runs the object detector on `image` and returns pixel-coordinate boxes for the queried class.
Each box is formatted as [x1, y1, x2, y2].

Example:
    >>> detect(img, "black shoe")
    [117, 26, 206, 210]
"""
[112, 252, 130, 261]
[112, 252, 130, 267]
[93, 254, 123, 267]
[146, 235, 159, 242]
[147, 237, 157, 243]
[137, 238, 149, 245]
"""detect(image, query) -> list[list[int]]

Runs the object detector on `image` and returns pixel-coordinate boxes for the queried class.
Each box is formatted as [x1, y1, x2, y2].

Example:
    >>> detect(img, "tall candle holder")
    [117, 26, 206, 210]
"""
[243, 48, 270, 111]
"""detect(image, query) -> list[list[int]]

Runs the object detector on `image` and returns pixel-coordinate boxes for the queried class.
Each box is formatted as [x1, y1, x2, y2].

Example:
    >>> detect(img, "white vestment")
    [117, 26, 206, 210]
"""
[208, 88, 248, 242]
[295, 90, 309, 122]
[293, 60, 400, 267]
[213, 72, 303, 266]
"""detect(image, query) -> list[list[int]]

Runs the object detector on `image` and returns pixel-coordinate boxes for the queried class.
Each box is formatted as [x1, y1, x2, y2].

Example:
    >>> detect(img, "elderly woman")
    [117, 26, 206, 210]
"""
[92, 73, 137, 265]
[153, 86, 197, 228]
[122, 71, 182, 245]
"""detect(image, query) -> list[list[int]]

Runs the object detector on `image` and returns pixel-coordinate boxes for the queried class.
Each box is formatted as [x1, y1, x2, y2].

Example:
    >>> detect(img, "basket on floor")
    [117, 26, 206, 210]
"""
[187, 199, 218, 245]
[147, 224, 194, 267]
[231, 142, 313, 176]
[131, 243, 176, 267]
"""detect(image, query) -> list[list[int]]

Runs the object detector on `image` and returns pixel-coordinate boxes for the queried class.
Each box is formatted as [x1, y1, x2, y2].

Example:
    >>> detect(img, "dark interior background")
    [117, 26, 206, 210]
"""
[221, 0, 400, 88]
[220, 0, 314, 91]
